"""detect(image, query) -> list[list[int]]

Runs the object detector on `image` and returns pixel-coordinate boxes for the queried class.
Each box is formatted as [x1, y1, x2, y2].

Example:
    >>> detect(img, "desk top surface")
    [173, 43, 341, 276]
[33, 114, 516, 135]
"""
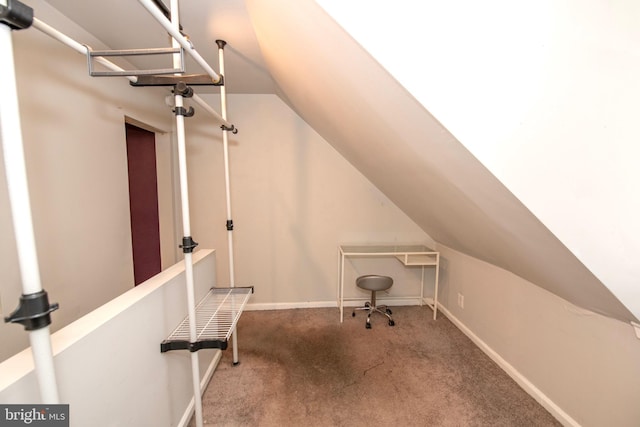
[340, 244, 436, 254]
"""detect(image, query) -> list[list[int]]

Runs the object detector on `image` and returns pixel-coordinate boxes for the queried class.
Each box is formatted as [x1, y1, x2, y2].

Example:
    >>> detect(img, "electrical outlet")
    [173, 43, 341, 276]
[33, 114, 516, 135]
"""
[457, 292, 464, 309]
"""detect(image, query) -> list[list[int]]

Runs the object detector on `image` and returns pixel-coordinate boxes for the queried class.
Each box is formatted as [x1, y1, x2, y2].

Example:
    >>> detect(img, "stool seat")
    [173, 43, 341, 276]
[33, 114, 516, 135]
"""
[356, 275, 393, 292]
[353, 275, 395, 328]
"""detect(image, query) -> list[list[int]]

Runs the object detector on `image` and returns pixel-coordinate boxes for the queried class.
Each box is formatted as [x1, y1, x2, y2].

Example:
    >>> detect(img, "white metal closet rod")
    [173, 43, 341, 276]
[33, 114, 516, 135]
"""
[31, 18, 232, 127]
[169, 1, 203, 426]
[191, 95, 231, 128]
[216, 40, 239, 365]
[0, 24, 59, 404]
[137, 0, 222, 84]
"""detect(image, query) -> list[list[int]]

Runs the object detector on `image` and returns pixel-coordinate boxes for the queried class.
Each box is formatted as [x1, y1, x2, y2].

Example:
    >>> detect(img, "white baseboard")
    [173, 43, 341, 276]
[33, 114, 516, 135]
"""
[177, 350, 223, 427]
[246, 297, 426, 311]
[437, 304, 580, 427]
[246, 301, 338, 311]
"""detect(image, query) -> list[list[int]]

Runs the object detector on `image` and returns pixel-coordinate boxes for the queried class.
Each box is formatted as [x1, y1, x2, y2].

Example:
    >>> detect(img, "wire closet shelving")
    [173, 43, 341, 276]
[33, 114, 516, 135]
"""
[161, 287, 253, 352]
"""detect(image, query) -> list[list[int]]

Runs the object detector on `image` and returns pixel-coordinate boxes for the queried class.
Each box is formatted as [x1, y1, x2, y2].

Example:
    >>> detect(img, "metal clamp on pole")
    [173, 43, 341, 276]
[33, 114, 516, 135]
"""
[173, 81, 194, 98]
[0, 0, 33, 30]
[226, 219, 234, 231]
[220, 124, 238, 134]
[173, 106, 195, 117]
[4, 290, 59, 331]
[179, 236, 199, 253]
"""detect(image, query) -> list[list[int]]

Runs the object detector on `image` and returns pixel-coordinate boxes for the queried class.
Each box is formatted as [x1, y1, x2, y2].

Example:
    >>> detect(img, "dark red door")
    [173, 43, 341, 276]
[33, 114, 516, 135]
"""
[125, 123, 161, 285]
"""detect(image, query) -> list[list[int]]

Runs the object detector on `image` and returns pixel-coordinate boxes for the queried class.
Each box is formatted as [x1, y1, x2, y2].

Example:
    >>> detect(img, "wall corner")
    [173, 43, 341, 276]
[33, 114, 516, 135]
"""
[631, 321, 640, 340]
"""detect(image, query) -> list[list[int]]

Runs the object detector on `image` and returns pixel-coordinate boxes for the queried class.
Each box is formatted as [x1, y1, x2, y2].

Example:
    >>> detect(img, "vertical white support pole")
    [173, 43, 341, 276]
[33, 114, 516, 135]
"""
[0, 22, 59, 403]
[168, 2, 202, 426]
[216, 39, 240, 365]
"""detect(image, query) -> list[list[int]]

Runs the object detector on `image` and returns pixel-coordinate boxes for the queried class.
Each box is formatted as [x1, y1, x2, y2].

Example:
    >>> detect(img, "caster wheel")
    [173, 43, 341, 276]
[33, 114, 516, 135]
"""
[386, 308, 393, 315]
[364, 302, 371, 308]
[366, 322, 372, 329]
[389, 320, 395, 326]
[352, 312, 356, 317]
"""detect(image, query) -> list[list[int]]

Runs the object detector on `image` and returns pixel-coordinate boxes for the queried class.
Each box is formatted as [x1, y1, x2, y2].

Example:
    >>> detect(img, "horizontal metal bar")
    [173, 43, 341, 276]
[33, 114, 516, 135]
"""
[91, 67, 184, 77]
[89, 47, 181, 57]
[88, 46, 185, 77]
[131, 73, 222, 86]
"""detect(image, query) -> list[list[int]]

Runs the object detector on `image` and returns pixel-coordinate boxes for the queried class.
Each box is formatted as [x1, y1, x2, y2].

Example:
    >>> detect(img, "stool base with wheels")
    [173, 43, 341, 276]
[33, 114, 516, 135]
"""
[352, 275, 395, 329]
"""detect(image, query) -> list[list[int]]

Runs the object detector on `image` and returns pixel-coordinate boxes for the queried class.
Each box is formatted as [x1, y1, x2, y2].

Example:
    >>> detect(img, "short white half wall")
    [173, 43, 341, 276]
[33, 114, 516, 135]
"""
[0, 249, 219, 427]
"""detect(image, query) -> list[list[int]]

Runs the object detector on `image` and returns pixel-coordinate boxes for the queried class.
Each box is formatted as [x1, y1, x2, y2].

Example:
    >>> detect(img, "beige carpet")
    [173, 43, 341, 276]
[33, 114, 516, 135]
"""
[191, 306, 561, 426]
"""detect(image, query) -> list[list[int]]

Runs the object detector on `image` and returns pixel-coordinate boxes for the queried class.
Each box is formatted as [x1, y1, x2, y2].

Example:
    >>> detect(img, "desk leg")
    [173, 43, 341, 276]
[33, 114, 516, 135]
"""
[420, 266, 425, 306]
[339, 252, 345, 323]
[433, 255, 440, 320]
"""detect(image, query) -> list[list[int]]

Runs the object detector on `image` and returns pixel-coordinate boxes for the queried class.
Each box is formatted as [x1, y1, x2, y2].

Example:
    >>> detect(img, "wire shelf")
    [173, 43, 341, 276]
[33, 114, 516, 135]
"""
[161, 286, 253, 353]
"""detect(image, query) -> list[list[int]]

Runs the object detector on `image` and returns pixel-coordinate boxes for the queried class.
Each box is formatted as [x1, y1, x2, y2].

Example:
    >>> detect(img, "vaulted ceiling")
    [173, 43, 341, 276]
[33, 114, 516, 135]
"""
[43, 0, 637, 324]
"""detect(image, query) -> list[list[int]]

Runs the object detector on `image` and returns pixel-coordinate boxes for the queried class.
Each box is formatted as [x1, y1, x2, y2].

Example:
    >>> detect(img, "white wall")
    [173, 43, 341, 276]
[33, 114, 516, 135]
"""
[184, 94, 434, 306]
[0, 249, 219, 427]
[316, 0, 640, 320]
[0, 0, 177, 361]
[437, 245, 640, 427]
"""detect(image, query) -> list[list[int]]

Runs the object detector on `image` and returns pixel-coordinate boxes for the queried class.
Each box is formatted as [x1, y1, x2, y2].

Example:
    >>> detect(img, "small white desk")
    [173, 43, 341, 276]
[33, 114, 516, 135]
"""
[338, 245, 440, 322]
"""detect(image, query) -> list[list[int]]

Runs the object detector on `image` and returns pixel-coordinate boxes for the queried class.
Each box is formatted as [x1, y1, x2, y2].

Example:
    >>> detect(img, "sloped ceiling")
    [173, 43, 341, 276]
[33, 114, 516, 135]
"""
[244, 0, 636, 323]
